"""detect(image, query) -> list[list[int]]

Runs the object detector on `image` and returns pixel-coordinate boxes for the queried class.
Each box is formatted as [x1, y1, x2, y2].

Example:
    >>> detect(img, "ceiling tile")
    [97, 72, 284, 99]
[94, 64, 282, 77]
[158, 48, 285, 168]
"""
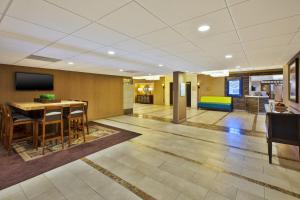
[243, 34, 294, 52]
[0, 16, 66, 45]
[204, 43, 244, 57]
[136, 0, 226, 25]
[34, 38, 91, 60]
[230, 0, 300, 28]
[226, 0, 248, 6]
[192, 31, 240, 48]
[247, 47, 286, 66]
[291, 31, 300, 44]
[99, 2, 166, 37]
[159, 42, 202, 55]
[173, 9, 235, 39]
[0, 0, 9, 13]
[16, 59, 51, 68]
[7, 0, 90, 33]
[46, 0, 131, 21]
[73, 23, 129, 45]
[0, 31, 46, 64]
[137, 28, 187, 47]
[57, 35, 103, 52]
[238, 15, 300, 41]
[113, 39, 152, 53]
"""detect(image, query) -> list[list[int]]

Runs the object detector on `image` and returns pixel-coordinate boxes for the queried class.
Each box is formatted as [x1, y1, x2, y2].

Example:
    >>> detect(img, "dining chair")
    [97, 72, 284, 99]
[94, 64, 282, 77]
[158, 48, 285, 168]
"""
[37, 106, 64, 155]
[65, 104, 86, 146]
[68, 100, 89, 135]
[5, 105, 36, 153]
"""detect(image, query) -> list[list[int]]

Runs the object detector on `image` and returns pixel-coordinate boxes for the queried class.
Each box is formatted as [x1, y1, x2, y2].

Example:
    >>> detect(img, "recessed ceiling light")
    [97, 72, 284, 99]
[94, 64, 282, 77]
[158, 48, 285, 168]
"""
[148, 73, 152, 76]
[185, 70, 189, 73]
[225, 54, 233, 59]
[68, 61, 74, 65]
[236, 66, 241, 69]
[107, 51, 115, 55]
[158, 64, 164, 67]
[119, 69, 124, 72]
[198, 25, 210, 32]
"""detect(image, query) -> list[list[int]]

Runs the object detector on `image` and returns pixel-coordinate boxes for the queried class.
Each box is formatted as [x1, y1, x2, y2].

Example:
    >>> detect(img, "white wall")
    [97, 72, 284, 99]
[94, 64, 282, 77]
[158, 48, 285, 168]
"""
[123, 78, 134, 110]
[185, 73, 198, 108]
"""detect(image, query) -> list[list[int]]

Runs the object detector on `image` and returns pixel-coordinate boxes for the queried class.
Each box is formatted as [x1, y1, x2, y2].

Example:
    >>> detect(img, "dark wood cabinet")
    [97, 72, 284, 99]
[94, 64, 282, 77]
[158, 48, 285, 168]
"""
[266, 112, 300, 163]
[135, 95, 154, 104]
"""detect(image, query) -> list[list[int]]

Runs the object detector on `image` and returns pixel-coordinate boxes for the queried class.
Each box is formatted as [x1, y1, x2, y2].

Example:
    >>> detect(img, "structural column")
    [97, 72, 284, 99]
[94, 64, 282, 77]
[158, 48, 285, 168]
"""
[173, 71, 186, 123]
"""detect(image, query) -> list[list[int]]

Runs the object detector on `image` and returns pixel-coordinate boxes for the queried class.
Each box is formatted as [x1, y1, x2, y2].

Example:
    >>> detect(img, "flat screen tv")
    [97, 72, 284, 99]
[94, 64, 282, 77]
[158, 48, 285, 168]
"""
[15, 72, 54, 91]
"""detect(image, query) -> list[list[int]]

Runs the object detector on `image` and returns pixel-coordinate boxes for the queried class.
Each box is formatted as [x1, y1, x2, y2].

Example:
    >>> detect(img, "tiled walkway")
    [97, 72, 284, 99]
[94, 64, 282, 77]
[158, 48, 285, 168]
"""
[133, 104, 266, 135]
[1, 115, 300, 200]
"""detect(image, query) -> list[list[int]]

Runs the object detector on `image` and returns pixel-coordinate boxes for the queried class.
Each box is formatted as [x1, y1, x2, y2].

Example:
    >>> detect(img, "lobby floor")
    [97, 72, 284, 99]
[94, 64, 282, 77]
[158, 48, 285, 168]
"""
[133, 104, 266, 135]
[1, 115, 300, 200]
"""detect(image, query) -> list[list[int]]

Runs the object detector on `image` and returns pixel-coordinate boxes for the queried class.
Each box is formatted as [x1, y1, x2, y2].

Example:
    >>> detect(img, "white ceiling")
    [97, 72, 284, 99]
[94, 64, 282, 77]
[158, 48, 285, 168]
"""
[0, 0, 300, 76]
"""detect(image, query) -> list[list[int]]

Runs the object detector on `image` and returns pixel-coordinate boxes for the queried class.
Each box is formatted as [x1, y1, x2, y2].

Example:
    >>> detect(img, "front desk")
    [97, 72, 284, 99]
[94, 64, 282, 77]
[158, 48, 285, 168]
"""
[245, 95, 269, 113]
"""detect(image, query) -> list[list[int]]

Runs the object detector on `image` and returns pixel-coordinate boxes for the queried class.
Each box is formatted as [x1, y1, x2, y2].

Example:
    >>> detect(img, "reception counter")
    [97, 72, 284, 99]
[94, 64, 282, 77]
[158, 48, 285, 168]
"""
[245, 95, 269, 113]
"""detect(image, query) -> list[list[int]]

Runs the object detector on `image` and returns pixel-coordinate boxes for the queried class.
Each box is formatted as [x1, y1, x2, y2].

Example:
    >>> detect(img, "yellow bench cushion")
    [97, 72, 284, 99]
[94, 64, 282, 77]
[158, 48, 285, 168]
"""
[200, 96, 232, 104]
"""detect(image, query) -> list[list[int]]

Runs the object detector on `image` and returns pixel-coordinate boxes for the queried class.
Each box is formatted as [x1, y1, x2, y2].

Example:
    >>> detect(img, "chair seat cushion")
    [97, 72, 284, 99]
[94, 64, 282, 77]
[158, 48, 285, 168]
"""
[70, 110, 83, 115]
[13, 115, 32, 122]
[46, 111, 61, 116]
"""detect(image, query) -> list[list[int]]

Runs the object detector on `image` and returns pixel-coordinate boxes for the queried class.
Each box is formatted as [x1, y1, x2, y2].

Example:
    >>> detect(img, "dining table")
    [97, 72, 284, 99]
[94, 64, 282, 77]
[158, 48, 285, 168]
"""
[9, 100, 86, 111]
[8, 100, 88, 148]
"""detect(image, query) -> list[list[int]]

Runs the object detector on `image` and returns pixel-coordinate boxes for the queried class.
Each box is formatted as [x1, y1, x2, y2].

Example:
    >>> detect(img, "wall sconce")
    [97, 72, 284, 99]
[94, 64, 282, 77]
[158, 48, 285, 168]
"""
[197, 82, 200, 88]
[162, 83, 165, 89]
[137, 87, 143, 92]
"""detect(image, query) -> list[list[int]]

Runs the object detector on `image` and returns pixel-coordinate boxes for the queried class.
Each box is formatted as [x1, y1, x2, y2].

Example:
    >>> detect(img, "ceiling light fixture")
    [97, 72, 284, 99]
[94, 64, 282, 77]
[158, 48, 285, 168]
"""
[107, 51, 115, 55]
[148, 73, 152, 76]
[158, 64, 164, 67]
[198, 25, 210, 32]
[68, 61, 74, 65]
[225, 54, 233, 59]
[235, 66, 241, 69]
[119, 69, 124, 72]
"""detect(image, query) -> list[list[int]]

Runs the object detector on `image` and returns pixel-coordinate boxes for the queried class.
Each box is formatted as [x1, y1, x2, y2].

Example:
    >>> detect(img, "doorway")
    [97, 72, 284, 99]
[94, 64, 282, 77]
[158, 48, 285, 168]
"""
[170, 82, 173, 105]
[186, 82, 191, 107]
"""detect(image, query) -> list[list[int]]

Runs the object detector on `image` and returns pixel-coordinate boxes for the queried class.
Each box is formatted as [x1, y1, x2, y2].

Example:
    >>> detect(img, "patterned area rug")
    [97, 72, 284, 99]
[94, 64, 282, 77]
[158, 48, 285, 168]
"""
[13, 124, 120, 161]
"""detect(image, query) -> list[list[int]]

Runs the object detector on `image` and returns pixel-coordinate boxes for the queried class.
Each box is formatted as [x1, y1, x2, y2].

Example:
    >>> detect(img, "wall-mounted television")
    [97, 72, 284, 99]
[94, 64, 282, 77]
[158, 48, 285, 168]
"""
[226, 77, 243, 97]
[15, 72, 54, 91]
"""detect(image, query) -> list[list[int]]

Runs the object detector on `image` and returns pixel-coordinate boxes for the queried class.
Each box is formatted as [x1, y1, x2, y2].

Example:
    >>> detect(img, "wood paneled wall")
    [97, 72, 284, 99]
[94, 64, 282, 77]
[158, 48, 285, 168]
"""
[0, 64, 124, 120]
[197, 75, 225, 98]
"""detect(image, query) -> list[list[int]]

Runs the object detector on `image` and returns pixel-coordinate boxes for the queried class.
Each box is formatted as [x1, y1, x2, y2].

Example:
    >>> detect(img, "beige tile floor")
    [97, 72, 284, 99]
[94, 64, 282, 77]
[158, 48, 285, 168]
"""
[133, 104, 263, 132]
[1, 112, 300, 200]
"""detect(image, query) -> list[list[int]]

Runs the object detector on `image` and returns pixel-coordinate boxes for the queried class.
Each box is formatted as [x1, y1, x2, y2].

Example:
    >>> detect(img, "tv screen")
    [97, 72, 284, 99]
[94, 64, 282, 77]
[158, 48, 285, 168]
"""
[226, 78, 242, 97]
[15, 72, 54, 91]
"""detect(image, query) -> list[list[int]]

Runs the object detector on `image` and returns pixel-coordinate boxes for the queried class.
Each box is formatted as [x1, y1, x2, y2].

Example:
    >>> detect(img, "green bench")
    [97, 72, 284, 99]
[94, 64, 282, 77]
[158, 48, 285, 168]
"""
[198, 96, 233, 112]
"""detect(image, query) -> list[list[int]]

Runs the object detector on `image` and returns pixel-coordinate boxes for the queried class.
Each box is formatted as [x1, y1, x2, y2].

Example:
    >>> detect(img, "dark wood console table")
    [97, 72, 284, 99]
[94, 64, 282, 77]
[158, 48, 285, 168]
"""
[135, 95, 153, 104]
[265, 110, 300, 163]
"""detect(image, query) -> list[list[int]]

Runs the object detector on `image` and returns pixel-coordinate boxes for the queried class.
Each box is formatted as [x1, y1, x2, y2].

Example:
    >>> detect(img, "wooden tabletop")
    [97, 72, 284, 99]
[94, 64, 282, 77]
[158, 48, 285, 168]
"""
[9, 100, 86, 111]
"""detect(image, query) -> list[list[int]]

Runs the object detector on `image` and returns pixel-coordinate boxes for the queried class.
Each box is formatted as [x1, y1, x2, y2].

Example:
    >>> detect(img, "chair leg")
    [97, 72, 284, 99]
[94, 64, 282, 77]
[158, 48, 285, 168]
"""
[42, 124, 46, 155]
[60, 121, 64, 149]
[82, 119, 86, 143]
[68, 119, 71, 147]
[8, 125, 14, 154]
[268, 140, 272, 164]
[85, 114, 89, 135]
[35, 123, 39, 150]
